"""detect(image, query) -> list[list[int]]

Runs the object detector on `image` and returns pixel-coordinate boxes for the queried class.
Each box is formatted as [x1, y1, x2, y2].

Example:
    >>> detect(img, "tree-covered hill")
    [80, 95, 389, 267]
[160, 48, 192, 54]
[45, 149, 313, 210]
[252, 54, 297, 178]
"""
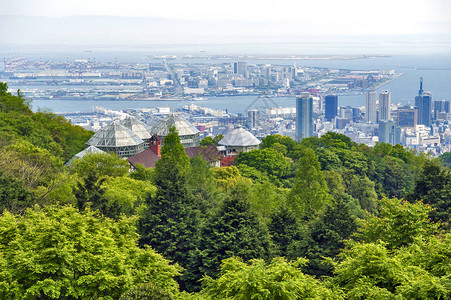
[0, 83, 449, 299]
[0, 83, 93, 161]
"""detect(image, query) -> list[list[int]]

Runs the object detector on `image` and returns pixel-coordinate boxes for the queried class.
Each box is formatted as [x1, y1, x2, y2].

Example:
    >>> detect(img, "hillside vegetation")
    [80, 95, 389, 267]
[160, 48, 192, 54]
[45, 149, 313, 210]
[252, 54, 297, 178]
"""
[0, 83, 449, 299]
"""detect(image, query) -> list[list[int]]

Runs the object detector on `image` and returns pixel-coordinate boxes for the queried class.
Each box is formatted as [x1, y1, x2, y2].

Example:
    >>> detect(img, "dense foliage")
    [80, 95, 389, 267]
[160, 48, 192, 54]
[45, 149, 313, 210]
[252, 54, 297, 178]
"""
[0, 83, 449, 299]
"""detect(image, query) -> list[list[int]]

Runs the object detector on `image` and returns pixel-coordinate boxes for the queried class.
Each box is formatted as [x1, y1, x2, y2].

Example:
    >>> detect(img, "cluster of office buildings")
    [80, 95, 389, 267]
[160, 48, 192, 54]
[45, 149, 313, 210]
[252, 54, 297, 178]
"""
[295, 78, 450, 155]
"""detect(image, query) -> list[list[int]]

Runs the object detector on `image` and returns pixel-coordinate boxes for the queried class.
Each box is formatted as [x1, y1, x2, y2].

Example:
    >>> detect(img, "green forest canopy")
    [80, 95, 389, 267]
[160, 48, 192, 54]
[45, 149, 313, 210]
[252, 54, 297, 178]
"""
[0, 83, 449, 299]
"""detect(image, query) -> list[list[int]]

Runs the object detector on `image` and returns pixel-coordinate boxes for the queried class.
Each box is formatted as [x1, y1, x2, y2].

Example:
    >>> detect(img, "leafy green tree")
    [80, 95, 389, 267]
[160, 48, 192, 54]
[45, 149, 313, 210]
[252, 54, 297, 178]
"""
[260, 134, 296, 153]
[103, 176, 156, 216]
[288, 148, 332, 219]
[301, 132, 353, 150]
[211, 166, 241, 191]
[70, 152, 129, 179]
[0, 82, 32, 114]
[197, 180, 274, 280]
[268, 205, 303, 257]
[333, 234, 451, 299]
[201, 257, 336, 300]
[0, 83, 93, 160]
[353, 197, 438, 250]
[440, 151, 451, 168]
[129, 163, 155, 182]
[333, 241, 403, 299]
[271, 142, 288, 156]
[188, 155, 221, 215]
[200, 136, 215, 146]
[316, 148, 342, 171]
[250, 181, 285, 223]
[200, 134, 224, 146]
[341, 172, 377, 213]
[0, 170, 32, 213]
[236, 164, 270, 184]
[73, 170, 121, 218]
[0, 141, 63, 190]
[289, 199, 358, 277]
[334, 148, 368, 175]
[407, 160, 451, 225]
[323, 170, 345, 200]
[120, 282, 175, 300]
[138, 126, 198, 291]
[236, 148, 292, 186]
[213, 134, 224, 145]
[0, 205, 181, 299]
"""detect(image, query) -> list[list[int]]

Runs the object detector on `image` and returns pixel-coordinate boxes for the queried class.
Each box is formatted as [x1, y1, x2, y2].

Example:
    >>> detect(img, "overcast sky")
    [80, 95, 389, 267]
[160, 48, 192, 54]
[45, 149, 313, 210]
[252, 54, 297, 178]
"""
[1, 0, 450, 35]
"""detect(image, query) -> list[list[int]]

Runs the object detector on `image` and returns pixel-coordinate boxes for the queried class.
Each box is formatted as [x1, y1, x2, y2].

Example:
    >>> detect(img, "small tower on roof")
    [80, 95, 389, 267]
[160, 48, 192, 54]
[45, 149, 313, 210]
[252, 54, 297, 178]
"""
[149, 134, 162, 157]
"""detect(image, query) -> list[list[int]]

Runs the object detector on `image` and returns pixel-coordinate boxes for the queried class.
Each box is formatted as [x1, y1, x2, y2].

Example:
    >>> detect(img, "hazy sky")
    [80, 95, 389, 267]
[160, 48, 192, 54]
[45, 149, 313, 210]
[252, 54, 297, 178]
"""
[1, 0, 450, 35]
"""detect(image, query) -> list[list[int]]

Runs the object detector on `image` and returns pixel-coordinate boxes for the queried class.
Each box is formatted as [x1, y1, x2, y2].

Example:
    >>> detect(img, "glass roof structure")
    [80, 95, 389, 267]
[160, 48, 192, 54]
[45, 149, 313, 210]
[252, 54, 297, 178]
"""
[218, 125, 261, 147]
[150, 114, 199, 137]
[86, 120, 144, 148]
[120, 117, 152, 141]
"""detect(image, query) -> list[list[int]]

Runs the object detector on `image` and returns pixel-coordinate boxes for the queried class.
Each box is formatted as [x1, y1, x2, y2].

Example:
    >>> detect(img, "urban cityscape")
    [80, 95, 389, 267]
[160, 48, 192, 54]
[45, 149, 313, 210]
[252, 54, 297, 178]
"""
[2, 54, 449, 156]
[1, 0, 450, 298]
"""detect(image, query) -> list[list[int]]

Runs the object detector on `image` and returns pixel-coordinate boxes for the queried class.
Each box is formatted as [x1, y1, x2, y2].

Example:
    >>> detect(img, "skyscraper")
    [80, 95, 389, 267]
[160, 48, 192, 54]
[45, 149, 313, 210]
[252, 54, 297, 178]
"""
[415, 77, 424, 107]
[379, 90, 391, 120]
[414, 77, 433, 127]
[433, 100, 450, 120]
[296, 92, 313, 141]
[247, 109, 259, 129]
[233, 62, 248, 78]
[365, 90, 377, 123]
[418, 92, 433, 127]
[325, 95, 338, 121]
[379, 120, 397, 145]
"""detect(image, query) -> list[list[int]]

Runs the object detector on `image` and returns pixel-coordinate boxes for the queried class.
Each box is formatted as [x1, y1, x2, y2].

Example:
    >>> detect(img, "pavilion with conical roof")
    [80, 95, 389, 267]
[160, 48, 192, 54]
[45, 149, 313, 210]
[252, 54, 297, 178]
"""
[120, 116, 152, 147]
[218, 125, 260, 154]
[85, 120, 145, 158]
[149, 114, 200, 148]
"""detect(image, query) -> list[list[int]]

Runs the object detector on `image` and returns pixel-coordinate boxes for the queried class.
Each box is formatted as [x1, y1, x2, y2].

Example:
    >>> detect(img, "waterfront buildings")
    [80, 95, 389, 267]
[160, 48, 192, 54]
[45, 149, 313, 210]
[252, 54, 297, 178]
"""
[296, 92, 314, 141]
[365, 90, 377, 123]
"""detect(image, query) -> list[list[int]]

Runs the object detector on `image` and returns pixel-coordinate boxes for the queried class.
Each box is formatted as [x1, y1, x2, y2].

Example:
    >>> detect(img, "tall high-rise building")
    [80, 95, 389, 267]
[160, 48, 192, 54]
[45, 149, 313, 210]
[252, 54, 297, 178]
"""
[365, 90, 377, 123]
[379, 90, 391, 120]
[296, 92, 313, 141]
[433, 100, 450, 120]
[379, 120, 397, 145]
[415, 77, 424, 107]
[247, 109, 259, 129]
[418, 92, 433, 127]
[414, 78, 433, 127]
[233, 62, 248, 78]
[325, 95, 338, 121]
